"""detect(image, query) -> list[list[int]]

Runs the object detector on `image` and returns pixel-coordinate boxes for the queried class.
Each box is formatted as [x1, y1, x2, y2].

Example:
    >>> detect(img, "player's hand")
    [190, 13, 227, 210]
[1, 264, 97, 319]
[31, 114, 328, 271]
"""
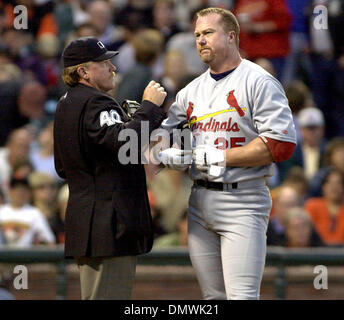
[192, 144, 225, 171]
[158, 148, 192, 171]
[142, 81, 167, 107]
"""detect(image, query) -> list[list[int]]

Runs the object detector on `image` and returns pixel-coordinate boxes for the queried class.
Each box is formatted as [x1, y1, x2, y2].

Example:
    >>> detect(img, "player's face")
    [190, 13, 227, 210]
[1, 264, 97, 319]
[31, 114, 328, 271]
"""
[194, 14, 233, 67]
[84, 59, 116, 93]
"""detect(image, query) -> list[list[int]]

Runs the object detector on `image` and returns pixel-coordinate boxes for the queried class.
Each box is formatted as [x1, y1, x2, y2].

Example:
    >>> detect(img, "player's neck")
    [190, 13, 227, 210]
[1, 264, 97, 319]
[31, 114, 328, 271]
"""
[209, 52, 242, 74]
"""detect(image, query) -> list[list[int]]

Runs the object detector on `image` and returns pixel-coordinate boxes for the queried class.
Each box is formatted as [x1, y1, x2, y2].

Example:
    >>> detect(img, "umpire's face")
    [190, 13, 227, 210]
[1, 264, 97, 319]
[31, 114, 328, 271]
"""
[80, 59, 116, 93]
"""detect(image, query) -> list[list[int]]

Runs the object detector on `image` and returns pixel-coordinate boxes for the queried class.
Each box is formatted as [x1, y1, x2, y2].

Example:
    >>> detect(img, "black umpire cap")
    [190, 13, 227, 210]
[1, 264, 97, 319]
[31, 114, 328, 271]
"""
[62, 37, 119, 68]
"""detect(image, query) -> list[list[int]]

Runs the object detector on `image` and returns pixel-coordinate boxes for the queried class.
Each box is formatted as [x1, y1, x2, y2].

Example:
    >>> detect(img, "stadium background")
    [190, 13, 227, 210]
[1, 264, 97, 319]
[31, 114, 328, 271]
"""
[0, 0, 343, 300]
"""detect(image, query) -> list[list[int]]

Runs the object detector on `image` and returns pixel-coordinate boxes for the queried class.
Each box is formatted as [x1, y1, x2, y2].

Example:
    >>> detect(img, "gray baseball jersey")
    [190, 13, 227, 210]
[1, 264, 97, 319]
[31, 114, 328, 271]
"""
[161, 59, 296, 183]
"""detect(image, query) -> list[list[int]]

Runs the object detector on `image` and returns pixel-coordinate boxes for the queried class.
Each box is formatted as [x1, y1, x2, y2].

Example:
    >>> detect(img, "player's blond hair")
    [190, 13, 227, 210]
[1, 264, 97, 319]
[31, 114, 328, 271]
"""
[196, 7, 240, 47]
[62, 61, 91, 87]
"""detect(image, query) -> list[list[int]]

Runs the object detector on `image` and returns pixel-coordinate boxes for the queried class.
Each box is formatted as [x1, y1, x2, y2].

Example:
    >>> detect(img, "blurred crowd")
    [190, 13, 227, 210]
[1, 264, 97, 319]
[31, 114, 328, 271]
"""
[0, 0, 343, 251]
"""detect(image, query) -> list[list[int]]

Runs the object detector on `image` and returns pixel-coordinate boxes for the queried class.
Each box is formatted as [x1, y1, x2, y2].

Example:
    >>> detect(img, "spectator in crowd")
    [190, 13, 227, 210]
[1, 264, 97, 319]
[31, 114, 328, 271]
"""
[269, 80, 314, 186]
[0, 273, 14, 300]
[0, 62, 22, 83]
[111, 12, 143, 75]
[267, 185, 303, 245]
[11, 160, 34, 183]
[282, 0, 312, 85]
[146, 168, 192, 235]
[29, 121, 59, 180]
[0, 80, 24, 146]
[87, 0, 124, 47]
[308, 137, 344, 198]
[277, 107, 326, 183]
[29, 172, 58, 220]
[0, 0, 57, 38]
[64, 22, 98, 47]
[327, 0, 344, 138]
[54, 0, 78, 45]
[166, 6, 208, 76]
[17, 80, 49, 136]
[75, 21, 98, 38]
[285, 80, 313, 143]
[115, 0, 153, 30]
[234, 0, 291, 81]
[0, 80, 49, 146]
[284, 207, 323, 247]
[159, 49, 189, 110]
[145, 187, 168, 238]
[0, 188, 5, 205]
[55, 183, 68, 244]
[0, 128, 33, 198]
[36, 34, 61, 94]
[305, 169, 344, 246]
[309, 0, 344, 138]
[298, 107, 326, 180]
[115, 28, 164, 103]
[152, 0, 182, 44]
[154, 211, 188, 247]
[0, 44, 12, 65]
[0, 176, 55, 246]
[270, 166, 309, 209]
[1, 28, 48, 85]
[54, 0, 99, 45]
[29, 172, 62, 243]
[254, 58, 276, 77]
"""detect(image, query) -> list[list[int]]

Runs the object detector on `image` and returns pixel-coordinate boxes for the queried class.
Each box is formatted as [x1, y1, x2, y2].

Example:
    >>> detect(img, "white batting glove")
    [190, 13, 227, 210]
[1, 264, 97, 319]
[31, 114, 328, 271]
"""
[158, 148, 192, 171]
[192, 144, 225, 171]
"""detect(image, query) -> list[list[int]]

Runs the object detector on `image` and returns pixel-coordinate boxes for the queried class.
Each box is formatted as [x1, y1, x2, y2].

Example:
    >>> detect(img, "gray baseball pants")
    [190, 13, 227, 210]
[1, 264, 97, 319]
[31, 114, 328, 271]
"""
[187, 178, 271, 300]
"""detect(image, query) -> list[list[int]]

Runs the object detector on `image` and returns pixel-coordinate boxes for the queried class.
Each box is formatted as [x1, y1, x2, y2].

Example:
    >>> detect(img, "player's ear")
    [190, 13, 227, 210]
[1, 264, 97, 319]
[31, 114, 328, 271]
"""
[228, 31, 236, 44]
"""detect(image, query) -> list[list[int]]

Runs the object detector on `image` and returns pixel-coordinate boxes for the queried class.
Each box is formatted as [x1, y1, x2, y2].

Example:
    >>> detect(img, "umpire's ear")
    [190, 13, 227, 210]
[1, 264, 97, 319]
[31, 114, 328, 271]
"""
[77, 65, 89, 80]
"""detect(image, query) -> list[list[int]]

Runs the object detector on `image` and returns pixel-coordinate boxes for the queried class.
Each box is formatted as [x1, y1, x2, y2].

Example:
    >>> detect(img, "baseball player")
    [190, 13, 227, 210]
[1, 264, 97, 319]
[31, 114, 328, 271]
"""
[159, 8, 296, 300]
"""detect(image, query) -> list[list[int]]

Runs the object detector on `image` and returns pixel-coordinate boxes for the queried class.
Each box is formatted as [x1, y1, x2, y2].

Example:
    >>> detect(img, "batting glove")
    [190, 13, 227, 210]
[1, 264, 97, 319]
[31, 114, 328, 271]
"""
[158, 148, 192, 171]
[192, 144, 225, 171]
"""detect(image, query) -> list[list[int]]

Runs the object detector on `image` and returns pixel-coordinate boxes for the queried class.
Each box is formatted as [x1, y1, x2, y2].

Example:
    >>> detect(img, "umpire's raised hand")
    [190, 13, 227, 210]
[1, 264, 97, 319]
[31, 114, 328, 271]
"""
[142, 81, 167, 107]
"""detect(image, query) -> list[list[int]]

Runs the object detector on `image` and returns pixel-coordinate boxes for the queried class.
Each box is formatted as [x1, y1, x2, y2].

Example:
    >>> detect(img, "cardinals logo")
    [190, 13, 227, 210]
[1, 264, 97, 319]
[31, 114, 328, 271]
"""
[186, 102, 194, 121]
[227, 90, 245, 117]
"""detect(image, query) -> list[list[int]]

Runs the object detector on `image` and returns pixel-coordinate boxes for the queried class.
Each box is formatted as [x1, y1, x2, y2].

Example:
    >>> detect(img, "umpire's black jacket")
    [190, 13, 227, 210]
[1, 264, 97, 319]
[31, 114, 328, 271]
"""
[54, 83, 165, 258]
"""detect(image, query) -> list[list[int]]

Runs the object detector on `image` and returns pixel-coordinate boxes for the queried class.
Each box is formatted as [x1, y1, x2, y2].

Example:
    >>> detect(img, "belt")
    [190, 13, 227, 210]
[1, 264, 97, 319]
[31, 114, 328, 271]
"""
[194, 178, 266, 191]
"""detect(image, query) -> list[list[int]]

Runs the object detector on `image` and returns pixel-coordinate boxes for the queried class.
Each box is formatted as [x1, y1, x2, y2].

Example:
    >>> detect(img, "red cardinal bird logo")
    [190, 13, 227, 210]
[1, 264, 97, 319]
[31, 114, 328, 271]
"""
[186, 102, 194, 121]
[227, 90, 245, 117]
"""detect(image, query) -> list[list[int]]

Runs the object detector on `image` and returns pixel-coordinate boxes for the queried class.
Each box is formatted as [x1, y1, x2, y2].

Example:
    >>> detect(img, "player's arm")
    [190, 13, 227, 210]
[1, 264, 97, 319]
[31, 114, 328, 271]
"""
[225, 73, 297, 167]
[225, 136, 295, 167]
[225, 137, 272, 167]
[153, 90, 193, 170]
[193, 77, 297, 170]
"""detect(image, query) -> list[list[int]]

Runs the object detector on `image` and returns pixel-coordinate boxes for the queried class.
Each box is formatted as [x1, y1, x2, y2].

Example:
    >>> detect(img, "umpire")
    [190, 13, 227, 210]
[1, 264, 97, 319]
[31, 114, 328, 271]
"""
[54, 37, 167, 299]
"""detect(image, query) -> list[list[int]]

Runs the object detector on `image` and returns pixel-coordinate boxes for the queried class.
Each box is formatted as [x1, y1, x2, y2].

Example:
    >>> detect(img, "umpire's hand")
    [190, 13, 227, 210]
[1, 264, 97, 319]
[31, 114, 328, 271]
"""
[142, 81, 167, 107]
